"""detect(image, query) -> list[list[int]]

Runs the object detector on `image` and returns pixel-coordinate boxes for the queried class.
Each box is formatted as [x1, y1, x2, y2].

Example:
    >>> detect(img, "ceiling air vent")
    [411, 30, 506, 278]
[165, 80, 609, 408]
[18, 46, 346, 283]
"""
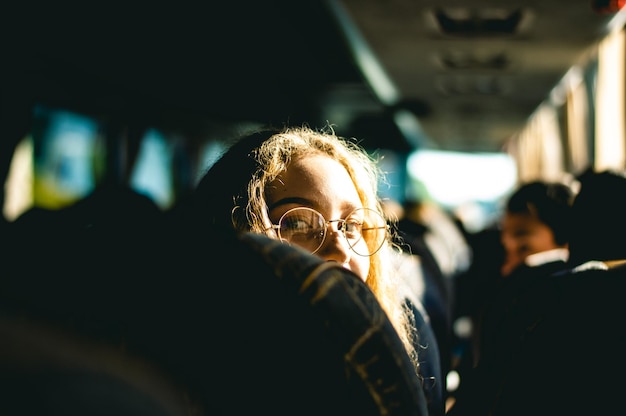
[438, 51, 510, 70]
[431, 7, 527, 36]
[436, 74, 511, 96]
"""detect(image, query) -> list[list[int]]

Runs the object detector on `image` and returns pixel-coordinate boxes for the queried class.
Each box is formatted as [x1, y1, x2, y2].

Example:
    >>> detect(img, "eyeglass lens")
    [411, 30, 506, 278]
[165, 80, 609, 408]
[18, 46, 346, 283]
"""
[277, 207, 386, 256]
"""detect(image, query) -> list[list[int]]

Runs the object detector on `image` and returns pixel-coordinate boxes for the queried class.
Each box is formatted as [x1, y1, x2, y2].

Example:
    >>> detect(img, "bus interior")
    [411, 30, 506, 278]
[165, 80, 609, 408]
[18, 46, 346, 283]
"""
[2, 1, 626, 415]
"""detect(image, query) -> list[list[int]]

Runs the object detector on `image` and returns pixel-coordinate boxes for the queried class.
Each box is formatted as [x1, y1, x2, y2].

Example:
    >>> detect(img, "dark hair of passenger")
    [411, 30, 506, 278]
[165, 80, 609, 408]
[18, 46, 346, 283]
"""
[568, 169, 626, 266]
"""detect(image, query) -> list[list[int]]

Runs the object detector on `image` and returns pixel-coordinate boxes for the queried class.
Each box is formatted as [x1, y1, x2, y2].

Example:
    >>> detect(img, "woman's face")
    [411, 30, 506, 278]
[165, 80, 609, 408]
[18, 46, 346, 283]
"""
[265, 154, 371, 281]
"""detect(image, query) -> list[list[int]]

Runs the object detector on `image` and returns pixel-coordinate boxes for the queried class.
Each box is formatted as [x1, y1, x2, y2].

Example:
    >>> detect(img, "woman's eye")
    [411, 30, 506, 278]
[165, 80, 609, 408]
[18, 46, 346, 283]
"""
[344, 220, 362, 235]
[282, 218, 310, 232]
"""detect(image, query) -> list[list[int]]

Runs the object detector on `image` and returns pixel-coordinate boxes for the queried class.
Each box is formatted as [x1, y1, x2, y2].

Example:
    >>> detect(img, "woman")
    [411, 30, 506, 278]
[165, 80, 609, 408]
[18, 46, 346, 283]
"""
[191, 125, 417, 365]
[187, 124, 445, 414]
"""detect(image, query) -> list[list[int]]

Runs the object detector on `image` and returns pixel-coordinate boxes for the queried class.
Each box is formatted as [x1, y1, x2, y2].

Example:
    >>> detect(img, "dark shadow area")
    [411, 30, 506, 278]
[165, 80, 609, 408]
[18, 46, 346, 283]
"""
[2, 213, 429, 415]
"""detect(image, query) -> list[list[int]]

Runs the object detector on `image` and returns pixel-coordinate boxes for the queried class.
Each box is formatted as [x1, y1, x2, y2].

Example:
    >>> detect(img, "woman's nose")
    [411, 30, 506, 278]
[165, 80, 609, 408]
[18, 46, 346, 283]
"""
[317, 227, 352, 264]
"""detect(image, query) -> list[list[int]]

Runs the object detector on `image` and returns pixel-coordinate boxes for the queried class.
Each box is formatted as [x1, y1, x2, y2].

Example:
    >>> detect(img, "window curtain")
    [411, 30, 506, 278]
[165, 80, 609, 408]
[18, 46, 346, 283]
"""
[565, 67, 591, 175]
[594, 27, 625, 171]
[507, 103, 565, 183]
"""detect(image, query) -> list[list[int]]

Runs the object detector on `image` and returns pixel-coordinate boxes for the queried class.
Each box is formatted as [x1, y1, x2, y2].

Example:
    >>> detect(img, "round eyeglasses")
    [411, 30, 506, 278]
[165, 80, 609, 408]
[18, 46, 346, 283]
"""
[269, 207, 388, 257]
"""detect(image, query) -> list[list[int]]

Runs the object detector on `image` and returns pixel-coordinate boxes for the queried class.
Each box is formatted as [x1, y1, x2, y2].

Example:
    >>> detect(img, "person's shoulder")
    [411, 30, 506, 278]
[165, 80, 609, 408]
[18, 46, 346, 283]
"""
[548, 259, 626, 315]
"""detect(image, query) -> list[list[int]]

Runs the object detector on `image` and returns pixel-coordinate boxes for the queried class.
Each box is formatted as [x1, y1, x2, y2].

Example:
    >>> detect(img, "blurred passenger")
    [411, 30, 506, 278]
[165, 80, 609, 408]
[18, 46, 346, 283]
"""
[389, 247, 444, 415]
[567, 168, 626, 267]
[480, 180, 575, 366]
[395, 199, 446, 291]
[392, 198, 469, 402]
[381, 198, 444, 411]
[499, 180, 575, 276]
[448, 179, 578, 415]
[400, 199, 472, 284]
[186, 125, 444, 415]
[454, 170, 626, 415]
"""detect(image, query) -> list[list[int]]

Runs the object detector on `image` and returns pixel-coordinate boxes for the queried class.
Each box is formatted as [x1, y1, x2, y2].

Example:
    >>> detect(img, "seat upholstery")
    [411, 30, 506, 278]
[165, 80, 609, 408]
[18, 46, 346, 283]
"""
[1, 222, 428, 416]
